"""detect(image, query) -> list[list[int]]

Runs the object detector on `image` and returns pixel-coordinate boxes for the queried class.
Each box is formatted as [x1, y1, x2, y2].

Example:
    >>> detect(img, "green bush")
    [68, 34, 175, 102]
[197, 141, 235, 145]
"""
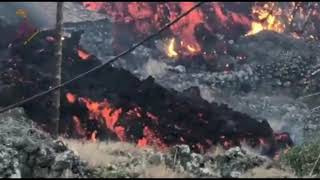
[280, 140, 320, 177]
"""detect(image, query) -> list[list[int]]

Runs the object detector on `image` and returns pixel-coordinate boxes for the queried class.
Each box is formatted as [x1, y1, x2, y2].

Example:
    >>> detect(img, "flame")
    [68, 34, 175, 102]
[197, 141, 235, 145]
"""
[246, 3, 285, 36]
[137, 137, 148, 147]
[66, 93, 166, 148]
[186, 44, 199, 54]
[66, 92, 76, 104]
[77, 49, 91, 60]
[167, 38, 178, 58]
[83, 2, 104, 11]
[81, 2, 318, 57]
[137, 126, 167, 149]
[246, 22, 264, 36]
[79, 98, 123, 134]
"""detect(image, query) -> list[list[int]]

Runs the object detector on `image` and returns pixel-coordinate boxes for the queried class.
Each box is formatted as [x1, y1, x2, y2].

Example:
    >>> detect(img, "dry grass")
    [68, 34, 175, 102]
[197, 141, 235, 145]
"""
[240, 167, 297, 178]
[60, 138, 187, 178]
[61, 138, 296, 178]
[140, 164, 187, 178]
[61, 138, 149, 168]
[205, 144, 226, 158]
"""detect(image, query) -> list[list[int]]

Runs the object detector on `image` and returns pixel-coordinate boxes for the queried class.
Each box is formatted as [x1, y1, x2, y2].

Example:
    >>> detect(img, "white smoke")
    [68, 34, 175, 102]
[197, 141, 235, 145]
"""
[142, 58, 169, 79]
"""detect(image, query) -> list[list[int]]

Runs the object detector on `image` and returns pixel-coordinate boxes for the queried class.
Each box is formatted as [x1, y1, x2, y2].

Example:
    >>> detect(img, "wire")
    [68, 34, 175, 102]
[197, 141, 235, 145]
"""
[0, 2, 205, 114]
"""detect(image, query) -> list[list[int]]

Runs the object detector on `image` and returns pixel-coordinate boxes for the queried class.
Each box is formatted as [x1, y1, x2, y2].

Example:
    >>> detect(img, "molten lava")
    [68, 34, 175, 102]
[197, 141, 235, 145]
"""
[66, 93, 167, 149]
[66, 92, 76, 104]
[77, 48, 91, 60]
[81, 2, 252, 58]
[82, 2, 320, 58]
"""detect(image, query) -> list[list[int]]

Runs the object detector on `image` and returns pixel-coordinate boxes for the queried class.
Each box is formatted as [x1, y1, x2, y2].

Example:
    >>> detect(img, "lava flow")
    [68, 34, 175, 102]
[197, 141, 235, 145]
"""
[82, 2, 320, 60]
[0, 10, 297, 159]
[66, 93, 167, 150]
[57, 28, 294, 157]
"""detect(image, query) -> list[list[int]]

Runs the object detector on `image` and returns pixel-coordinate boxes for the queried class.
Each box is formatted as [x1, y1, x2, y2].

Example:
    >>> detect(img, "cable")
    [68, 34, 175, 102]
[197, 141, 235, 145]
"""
[0, 2, 205, 114]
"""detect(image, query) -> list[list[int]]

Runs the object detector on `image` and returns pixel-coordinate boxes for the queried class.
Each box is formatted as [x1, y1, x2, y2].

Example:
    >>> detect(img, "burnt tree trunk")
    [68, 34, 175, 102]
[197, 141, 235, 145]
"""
[53, 2, 63, 138]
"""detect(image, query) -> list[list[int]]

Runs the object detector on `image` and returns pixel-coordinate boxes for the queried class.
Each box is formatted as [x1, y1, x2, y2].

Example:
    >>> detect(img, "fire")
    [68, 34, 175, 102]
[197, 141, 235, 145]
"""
[81, 2, 320, 58]
[66, 90, 293, 157]
[186, 44, 199, 54]
[246, 22, 264, 36]
[167, 38, 178, 58]
[246, 3, 285, 36]
[66, 92, 166, 149]
[83, 2, 104, 11]
[77, 48, 91, 60]
[79, 98, 123, 136]
[137, 137, 147, 148]
[66, 92, 76, 104]
[137, 126, 167, 149]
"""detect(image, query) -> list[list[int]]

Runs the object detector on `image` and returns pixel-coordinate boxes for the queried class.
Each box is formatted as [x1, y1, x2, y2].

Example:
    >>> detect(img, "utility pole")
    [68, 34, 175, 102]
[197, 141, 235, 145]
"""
[53, 2, 63, 138]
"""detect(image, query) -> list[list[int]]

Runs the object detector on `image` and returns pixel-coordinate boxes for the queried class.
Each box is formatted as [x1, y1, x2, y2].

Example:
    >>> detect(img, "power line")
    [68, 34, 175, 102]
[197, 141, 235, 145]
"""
[0, 2, 205, 114]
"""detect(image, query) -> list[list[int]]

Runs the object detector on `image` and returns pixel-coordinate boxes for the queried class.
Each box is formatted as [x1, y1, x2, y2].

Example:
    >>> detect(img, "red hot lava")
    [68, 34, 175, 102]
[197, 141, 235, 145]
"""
[82, 2, 320, 60]
[82, 2, 253, 58]
[67, 94, 167, 149]
[65, 90, 293, 157]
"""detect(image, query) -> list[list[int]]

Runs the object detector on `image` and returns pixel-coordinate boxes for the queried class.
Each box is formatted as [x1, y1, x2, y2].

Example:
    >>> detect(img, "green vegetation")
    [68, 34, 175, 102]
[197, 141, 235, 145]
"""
[280, 139, 320, 177]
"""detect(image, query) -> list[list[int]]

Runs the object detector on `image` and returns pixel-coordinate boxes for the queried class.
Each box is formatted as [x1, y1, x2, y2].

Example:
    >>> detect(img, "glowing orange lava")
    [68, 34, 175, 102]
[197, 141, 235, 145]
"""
[66, 92, 76, 104]
[77, 49, 91, 60]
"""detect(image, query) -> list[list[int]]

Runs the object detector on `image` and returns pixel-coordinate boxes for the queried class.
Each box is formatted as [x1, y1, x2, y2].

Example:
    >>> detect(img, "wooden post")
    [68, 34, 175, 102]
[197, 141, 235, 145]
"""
[53, 2, 63, 138]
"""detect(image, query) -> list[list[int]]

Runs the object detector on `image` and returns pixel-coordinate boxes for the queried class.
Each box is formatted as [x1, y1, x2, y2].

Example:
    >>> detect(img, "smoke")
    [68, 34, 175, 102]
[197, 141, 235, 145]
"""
[215, 93, 308, 145]
[0, 2, 56, 29]
[142, 58, 169, 79]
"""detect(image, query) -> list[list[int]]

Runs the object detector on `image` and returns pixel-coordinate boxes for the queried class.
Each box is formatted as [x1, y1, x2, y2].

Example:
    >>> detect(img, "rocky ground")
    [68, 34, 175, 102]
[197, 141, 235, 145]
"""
[64, 139, 297, 178]
[0, 108, 91, 178]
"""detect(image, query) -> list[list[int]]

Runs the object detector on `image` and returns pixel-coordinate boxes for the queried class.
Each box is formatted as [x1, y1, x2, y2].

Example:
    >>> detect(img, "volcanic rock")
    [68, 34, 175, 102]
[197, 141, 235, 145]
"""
[163, 144, 271, 178]
[0, 108, 91, 178]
